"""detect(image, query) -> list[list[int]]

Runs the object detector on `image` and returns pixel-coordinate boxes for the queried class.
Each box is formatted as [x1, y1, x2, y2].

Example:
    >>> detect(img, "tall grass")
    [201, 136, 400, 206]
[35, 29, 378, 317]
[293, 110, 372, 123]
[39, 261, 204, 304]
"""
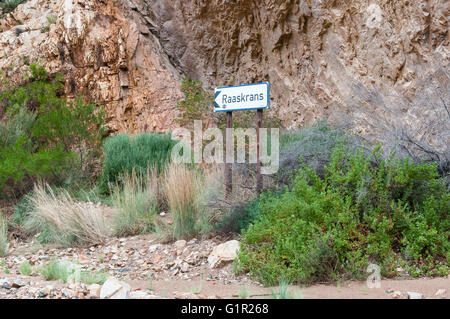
[112, 169, 160, 236]
[0, 211, 8, 257]
[24, 183, 111, 246]
[163, 162, 211, 240]
[271, 279, 300, 299]
[164, 163, 198, 239]
[99, 133, 177, 193]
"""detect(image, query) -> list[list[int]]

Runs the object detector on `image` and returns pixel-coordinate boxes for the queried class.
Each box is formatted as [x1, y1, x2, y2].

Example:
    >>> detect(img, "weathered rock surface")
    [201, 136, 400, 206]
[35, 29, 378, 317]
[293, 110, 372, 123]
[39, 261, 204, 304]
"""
[88, 284, 101, 298]
[100, 277, 131, 299]
[208, 240, 240, 269]
[0, 0, 183, 133]
[407, 291, 424, 299]
[0, 0, 448, 156]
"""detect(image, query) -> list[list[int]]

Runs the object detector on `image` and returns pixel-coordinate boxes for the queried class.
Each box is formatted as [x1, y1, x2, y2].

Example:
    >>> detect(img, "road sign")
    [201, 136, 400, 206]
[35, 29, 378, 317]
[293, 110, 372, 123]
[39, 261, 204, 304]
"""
[214, 82, 269, 112]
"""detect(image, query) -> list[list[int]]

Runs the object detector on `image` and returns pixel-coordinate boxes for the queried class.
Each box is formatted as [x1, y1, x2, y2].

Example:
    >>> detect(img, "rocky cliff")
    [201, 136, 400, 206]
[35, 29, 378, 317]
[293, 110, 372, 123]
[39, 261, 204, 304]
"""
[0, 0, 448, 151]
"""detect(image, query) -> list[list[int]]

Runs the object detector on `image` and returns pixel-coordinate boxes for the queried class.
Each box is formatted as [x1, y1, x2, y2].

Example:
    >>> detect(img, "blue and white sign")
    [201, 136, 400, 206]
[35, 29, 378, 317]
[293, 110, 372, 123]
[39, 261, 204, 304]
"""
[214, 82, 269, 112]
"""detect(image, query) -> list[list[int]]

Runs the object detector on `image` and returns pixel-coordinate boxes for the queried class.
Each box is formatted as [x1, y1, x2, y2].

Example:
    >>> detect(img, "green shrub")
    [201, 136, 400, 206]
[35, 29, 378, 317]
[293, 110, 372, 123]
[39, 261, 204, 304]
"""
[276, 120, 364, 184]
[0, 64, 105, 197]
[79, 271, 107, 285]
[215, 199, 262, 234]
[0, 0, 27, 13]
[40, 259, 107, 284]
[11, 191, 34, 226]
[236, 144, 449, 286]
[39, 259, 62, 281]
[19, 261, 32, 275]
[99, 133, 176, 193]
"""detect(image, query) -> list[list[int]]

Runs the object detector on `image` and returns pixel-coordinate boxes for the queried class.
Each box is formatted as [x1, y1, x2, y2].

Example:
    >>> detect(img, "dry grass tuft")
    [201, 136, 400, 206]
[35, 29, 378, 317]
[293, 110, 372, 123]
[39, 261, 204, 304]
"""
[163, 162, 198, 239]
[163, 162, 212, 240]
[25, 183, 111, 246]
[112, 168, 160, 236]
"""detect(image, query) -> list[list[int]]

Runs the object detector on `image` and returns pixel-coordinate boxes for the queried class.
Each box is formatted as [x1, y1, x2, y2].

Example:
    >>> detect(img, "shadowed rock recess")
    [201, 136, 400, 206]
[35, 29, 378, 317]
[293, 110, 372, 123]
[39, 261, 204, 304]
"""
[0, 0, 448, 144]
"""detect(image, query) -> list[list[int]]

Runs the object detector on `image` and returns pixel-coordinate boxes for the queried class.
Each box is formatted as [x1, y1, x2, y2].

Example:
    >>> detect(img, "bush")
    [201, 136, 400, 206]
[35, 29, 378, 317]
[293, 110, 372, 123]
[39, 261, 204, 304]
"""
[19, 261, 32, 275]
[0, 65, 105, 197]
[24, 183, 111, 246]
[236, 144, 449, 286]
[224, 121, 361, 233]
[276, 120, 364, 185]
[215, 198, 262, 234]
[99, 133, 176, 193]
[0, 0, 27, 13]
[112, 169, 160, 236]
[10, 191, 33, 226]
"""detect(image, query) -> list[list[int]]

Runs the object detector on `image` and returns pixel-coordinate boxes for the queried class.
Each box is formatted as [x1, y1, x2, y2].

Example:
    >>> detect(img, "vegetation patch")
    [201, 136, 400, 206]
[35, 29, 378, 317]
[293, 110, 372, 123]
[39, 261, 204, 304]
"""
[163, 162, 210, 240]
[40, 259, 107, 284]
[0, 64, 105, 198]
[19, 261, 32, 275]
[236, 144, 449, 286]
[24, 183, 111, 246]
[112, 169, 159, 236]
[0, 0, 27, 13]
[99, 133, 176, 193]
[215, 198, 261, 234]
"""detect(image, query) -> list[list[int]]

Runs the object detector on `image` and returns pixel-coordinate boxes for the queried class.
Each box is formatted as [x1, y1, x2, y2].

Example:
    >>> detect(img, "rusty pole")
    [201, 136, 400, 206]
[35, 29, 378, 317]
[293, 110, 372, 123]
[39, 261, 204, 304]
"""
[256, 109, 263, 195]
[225, 111, 233, 197]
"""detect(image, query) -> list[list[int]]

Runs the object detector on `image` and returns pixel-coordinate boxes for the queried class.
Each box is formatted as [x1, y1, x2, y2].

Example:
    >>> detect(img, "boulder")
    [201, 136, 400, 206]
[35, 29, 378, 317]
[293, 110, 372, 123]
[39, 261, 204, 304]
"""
[100, 278, 131, 299]
[208, 240, 240, 269]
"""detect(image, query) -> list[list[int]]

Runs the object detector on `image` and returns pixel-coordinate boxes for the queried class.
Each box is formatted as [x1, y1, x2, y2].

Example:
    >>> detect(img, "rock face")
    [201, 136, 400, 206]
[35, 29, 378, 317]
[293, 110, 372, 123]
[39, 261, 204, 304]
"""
[0, 0, 448, 147]
[0, 0, 183, 133]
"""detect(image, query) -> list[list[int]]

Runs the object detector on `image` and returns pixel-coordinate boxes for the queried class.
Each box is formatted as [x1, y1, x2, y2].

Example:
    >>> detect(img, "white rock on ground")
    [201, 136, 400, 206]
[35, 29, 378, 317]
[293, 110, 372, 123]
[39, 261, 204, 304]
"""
[435, 289, 446, 297]
[130, 291, 152, 299]
[174, 240, 187, 250]
[100, 278, 131, 299]
[88, 284, 101, 298]
[391, 291, 403, 299]
[407, 291, 423, 299]
[208, 240, 240, 269]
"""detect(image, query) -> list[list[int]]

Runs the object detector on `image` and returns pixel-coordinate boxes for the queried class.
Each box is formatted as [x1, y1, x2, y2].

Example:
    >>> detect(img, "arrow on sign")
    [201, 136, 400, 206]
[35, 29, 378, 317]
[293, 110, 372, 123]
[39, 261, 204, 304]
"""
[214, 90, 222, 109]
[213, 82, 269, 112]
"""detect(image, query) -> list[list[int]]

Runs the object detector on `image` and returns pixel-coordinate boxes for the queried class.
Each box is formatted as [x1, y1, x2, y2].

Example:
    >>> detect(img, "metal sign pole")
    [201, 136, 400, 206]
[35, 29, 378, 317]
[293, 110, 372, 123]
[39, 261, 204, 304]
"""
[256, 109, 263, 195]
[214, 82, 269, 198]
[225, 111, 233, 197]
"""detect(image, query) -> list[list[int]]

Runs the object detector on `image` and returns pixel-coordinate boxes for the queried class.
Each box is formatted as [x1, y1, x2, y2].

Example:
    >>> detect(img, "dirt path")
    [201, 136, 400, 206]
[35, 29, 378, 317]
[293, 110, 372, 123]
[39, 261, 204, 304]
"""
[127, 277, 449, 299]
[1, 233, 448, 299]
